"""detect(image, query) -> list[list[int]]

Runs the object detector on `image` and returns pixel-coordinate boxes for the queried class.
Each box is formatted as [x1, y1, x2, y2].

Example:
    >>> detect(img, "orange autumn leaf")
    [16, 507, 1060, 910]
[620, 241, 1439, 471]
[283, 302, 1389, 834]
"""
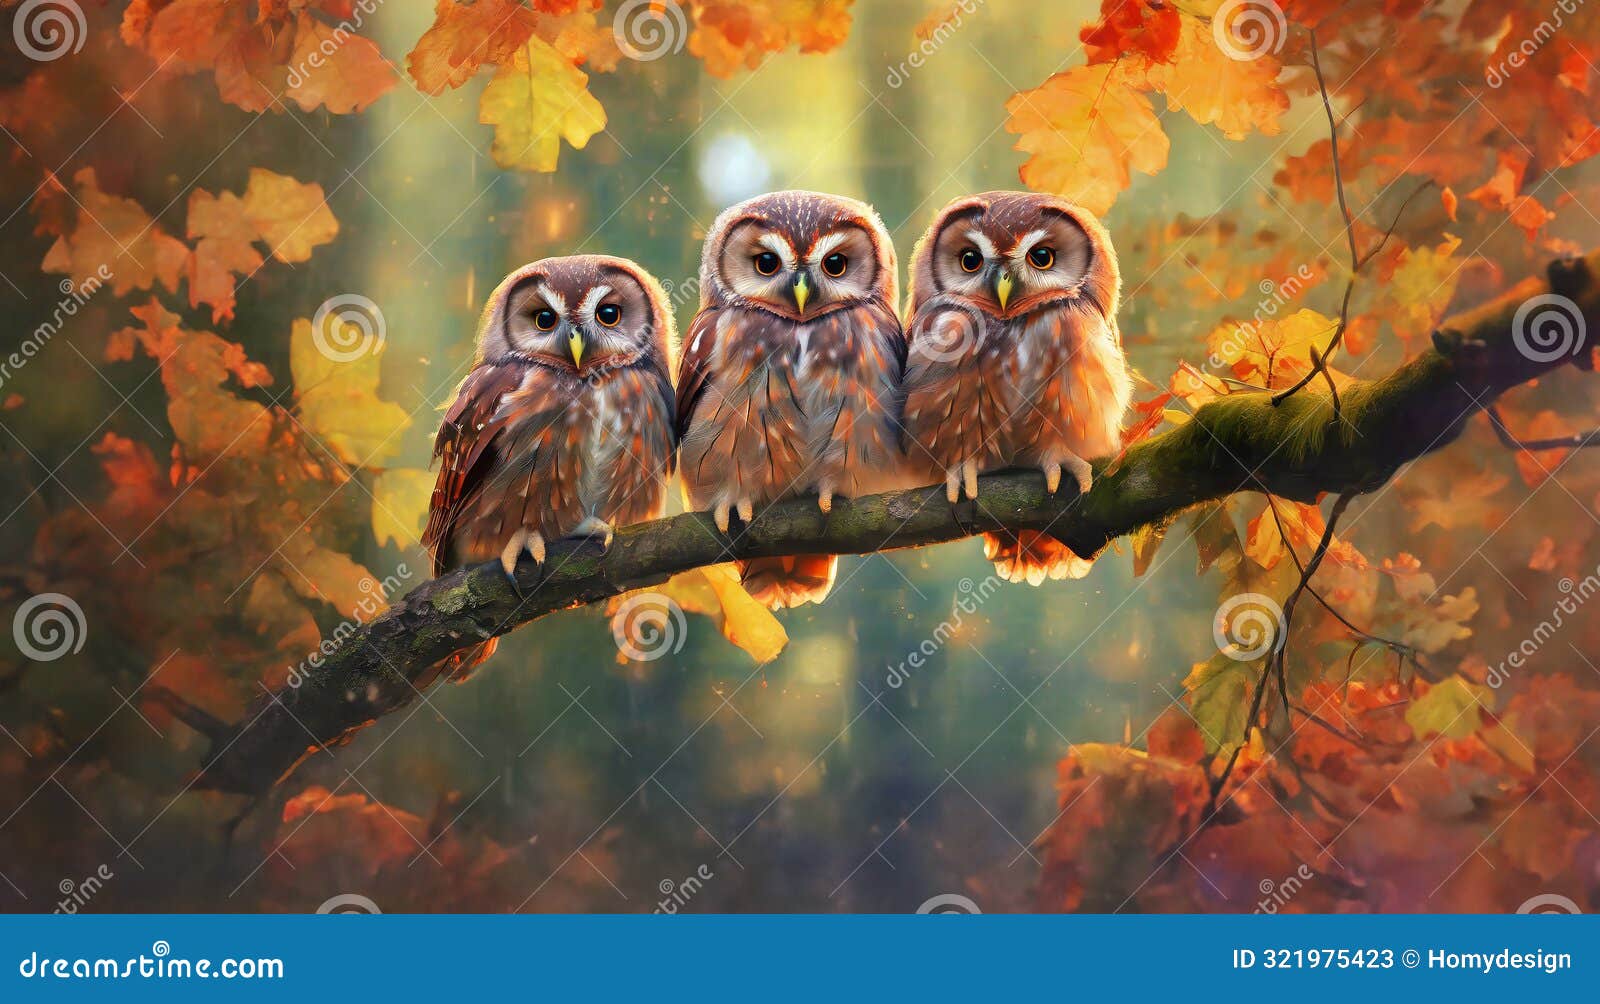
[1079, 0, 1181, 65]
[407, 0, 537, 94]
[40, 168, 188, 297]
[1006, 62, 1170, 216]
[284, 12, 398, 115]
[689, 0, 855, 78]
[240, 168, 340, 264]
[1244, 498, 1366, 572]
[1130, 16, 1288, 140]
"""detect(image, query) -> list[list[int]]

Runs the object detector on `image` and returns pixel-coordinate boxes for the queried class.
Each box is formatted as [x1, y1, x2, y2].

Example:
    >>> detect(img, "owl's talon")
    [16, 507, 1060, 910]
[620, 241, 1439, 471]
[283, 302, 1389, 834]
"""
[736, 499, 754, 525]
[818, 489, 834, 514]
[570, 517, 612, 553]
[1044, 462, 1062, 495]
[1061, 453, 1093, 495]
[945, 467, 961, 504]
[713, 503, 731, 534]
[962, 458, 979, 501]
[500, 528, 543, 581]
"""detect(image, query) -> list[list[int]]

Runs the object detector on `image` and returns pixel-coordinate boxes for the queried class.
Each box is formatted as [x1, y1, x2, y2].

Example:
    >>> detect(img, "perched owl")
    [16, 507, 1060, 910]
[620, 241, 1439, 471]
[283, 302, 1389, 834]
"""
[901, 192, 1132, 584]
[424, 256, 677, 671]
[677, 191, 906, 609]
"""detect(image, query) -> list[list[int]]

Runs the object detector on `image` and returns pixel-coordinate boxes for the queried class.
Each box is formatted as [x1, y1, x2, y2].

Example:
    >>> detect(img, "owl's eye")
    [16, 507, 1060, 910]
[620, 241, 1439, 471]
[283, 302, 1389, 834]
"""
[595, 303, 622, 327]
[753, 252, 782, 276]
[533, 308, 560, 331]
[959, 248, 983, 273]
[821, 252, 848, 278]
[1028, 246, 1056, 270]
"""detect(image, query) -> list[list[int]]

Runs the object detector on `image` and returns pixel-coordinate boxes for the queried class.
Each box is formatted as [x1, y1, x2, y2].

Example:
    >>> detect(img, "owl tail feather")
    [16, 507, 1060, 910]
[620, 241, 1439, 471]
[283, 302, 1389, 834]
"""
[739, 555, 837, 609]
[983, 531, 1093, 585]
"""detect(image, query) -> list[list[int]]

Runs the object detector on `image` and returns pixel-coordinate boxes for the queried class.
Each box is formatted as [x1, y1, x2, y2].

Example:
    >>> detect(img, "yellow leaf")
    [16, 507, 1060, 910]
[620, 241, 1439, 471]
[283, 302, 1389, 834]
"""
[1005, 62, 1169, 216]
[1132, 18, 1287, 140]
[643, 566, 789, 664]
[479, 37, 606, 173]
[241, 168, 339, 264]
[372, 468, 435, 549]
[290, 317, 412, 467]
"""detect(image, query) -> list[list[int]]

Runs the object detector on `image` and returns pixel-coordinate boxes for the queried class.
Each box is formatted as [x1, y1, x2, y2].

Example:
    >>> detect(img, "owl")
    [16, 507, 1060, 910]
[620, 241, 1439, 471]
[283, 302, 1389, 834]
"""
[901, 192, 1132, 584]
[677, 191, 906, 609]
[424, 256, 677, 671]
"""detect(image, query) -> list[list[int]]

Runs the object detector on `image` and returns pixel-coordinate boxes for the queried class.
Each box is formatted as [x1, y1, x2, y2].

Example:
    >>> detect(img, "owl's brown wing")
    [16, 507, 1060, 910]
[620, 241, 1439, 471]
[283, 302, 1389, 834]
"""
[422, 361, 530, 576]
[674, 306, 720, 442]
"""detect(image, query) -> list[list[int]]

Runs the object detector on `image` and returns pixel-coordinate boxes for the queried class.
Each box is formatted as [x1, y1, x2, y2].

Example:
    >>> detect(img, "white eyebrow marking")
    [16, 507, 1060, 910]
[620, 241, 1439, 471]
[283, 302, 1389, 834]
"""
[808, 230, 850, 262]
[964, 229, 997, 259]
[757, 233, 798, 270]
[578, 283, 612, 318]
[533, 285, 567, 314]
[1010, 228, 1053, 261]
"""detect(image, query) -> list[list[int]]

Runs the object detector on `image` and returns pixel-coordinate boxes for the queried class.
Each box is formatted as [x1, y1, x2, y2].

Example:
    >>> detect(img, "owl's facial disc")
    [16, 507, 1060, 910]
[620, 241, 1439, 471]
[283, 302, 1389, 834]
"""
[502, 276, 652, 371]
[935, 212, 1092, 316]
[720, 220, 879, 320]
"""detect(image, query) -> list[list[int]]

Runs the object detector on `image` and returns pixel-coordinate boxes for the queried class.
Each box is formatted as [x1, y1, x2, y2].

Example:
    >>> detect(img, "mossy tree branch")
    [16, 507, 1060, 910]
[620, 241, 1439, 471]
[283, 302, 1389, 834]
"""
[190, 254, 1600, 796]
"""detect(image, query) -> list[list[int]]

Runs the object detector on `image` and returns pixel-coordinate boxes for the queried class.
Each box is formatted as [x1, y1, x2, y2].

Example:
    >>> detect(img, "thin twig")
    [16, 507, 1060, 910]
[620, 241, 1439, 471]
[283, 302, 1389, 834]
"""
[1486, 405, 1600, 452]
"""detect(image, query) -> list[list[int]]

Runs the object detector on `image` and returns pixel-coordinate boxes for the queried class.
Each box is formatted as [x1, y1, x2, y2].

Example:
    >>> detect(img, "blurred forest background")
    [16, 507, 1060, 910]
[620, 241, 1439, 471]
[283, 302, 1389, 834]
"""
[2, 0, 1599, 914]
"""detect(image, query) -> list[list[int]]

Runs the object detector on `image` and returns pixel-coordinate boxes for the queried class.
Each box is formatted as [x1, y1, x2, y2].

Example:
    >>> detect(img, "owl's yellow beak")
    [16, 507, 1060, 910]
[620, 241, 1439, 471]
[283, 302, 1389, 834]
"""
[792, 272, 811, 315]
[567, 330, 585, 367]
[995, 271, 1014, 311]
